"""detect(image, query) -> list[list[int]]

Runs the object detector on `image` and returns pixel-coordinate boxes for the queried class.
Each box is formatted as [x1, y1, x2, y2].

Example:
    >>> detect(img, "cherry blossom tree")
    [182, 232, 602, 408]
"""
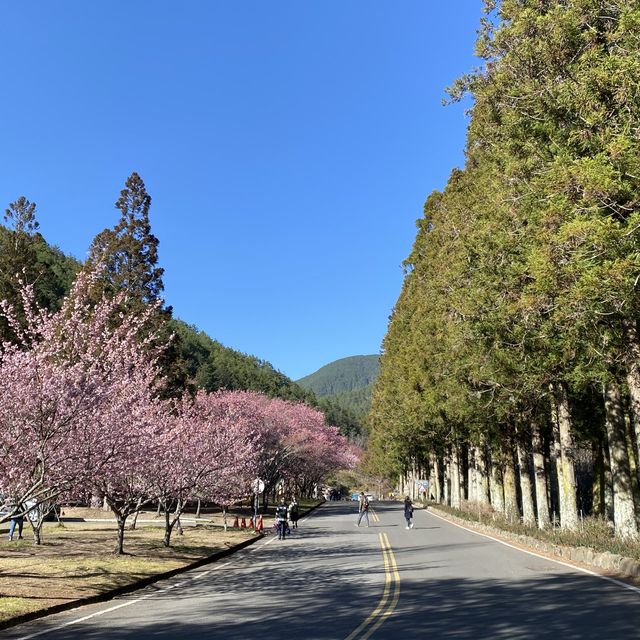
[188, 391, 257, 519]
[0, 343, 95, 543]
[0, 269, 356, 552]
[0, 269, 166, 551]
[249, 395, 356, 508]
[264, 399, 356, 497]
[145, 390, 255, 547]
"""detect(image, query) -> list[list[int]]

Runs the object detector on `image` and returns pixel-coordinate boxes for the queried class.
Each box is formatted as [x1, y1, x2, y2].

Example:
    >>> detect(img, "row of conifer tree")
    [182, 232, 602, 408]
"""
[367, 1, 640, 539]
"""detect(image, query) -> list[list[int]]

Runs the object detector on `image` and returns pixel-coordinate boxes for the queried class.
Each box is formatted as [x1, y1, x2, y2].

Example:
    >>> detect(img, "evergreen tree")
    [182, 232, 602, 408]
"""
[88, 172, 165, 307]
[0, 198, 79, 340]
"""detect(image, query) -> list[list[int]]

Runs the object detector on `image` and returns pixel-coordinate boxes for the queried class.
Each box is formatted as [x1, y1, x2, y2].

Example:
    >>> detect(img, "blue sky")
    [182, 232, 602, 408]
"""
[1, 2, 481, 380]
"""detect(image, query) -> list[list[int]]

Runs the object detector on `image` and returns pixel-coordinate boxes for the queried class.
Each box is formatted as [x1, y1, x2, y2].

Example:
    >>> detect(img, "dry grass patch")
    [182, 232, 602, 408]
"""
[0, 518, 256, 624]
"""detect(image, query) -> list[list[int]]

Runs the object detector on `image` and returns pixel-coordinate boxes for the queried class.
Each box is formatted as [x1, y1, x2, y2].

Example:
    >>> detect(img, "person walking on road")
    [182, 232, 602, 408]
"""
[288, 498, 300, 529]
[275, 499, 289, 540]
[356, 493, 370, 527]
[404, 496, 414, 530]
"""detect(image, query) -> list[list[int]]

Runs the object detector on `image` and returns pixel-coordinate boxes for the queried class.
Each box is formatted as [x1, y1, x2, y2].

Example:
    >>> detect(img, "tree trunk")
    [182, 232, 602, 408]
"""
[605, 381, 638, 539]
[175, 500, 184, 536]
[450, 444, 461, 509]
[410, 462, 417, 501]
[476, 440, 490, 505]
[196, 499, 202, 519]
[531, 419, 550, 529]
[444, 457, 450, 506]
[515, 428, 536, 527]
[605, 439, 614, 524]
[29, 517, 42, 545]
[129, 496, 144, 530]
[592, 437, 605, 516]
[549, 423, 560, 524]
[434, 456, 442, 503]
[115, 515, 127, 555]
[163, 505, 175, 547]
[550, 382, 579, 531]
[625, 408, 640, 518]
[489, 449, 505, 514]
[503, 442, 519, 523]
[468, 446, 477, 503]
[622, 317, 640, 487]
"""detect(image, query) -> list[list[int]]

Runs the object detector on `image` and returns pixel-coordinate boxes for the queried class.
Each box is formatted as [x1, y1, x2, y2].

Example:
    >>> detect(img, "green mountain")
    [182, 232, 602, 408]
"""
[296, 355, 380, 420]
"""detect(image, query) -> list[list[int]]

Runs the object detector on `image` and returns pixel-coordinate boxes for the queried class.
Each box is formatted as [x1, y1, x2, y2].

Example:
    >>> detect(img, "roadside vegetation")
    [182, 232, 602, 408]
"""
[429, 501, 640, 564]
[367, 0, 640, 547]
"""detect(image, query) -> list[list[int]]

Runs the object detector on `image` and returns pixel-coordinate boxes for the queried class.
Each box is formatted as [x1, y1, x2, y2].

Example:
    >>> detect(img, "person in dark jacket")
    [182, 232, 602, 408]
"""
[288, 498, 300, 529]
[404, 496, 414, 530]
[275, 499, 289, 540]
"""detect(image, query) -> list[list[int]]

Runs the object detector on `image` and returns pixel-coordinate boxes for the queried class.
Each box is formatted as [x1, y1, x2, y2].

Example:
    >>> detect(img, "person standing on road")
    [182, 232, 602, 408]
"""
[288, 498, 299, 529]
[356, 494, 370, 527]
[404, 496, 414, 530]
[275, 499, 289, 540]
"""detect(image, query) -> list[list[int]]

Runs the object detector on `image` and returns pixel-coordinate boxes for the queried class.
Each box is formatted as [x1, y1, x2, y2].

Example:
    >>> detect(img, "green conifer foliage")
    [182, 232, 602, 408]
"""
[88, 172, 165, 306]
[368, 0, 640, 537]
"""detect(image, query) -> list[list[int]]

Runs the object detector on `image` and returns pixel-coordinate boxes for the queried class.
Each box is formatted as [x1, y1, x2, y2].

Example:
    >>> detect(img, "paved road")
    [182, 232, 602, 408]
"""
[6, 501, 640, 639]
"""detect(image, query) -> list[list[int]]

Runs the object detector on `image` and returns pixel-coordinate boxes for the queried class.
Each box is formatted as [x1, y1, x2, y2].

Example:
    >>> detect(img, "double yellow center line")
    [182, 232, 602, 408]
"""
[345, 532, 400, 639]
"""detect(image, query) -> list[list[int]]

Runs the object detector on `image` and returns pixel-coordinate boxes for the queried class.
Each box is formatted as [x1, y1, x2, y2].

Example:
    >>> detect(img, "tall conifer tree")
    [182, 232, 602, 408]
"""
[88, 172, 165, 307]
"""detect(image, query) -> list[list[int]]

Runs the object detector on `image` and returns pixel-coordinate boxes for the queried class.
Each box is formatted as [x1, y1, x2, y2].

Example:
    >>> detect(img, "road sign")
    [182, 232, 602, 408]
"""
[415, 479, 429, 490]
[252, 478, 265, 494]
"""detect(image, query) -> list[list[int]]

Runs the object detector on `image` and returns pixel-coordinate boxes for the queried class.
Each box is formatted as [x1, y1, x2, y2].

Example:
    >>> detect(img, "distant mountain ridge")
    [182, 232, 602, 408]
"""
[296, 355, 379, 420]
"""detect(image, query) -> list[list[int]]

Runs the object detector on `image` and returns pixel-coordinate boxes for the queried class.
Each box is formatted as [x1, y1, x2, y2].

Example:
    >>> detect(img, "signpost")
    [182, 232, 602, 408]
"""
[252, 478, 265, 526]
[415, 479, 429, 500]
[252, 478, 265, 495]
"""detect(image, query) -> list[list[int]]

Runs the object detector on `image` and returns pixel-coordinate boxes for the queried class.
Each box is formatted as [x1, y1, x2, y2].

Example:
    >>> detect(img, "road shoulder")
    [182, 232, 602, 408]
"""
[425, 504, 640, 591]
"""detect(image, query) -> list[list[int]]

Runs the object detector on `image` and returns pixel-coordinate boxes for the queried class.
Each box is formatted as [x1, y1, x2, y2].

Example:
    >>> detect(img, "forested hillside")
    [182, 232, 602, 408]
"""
[298, 355, 379, 396]
[367, 1, 640, 540]
[0, 188, 359, 438]
[168, 319, 315, 403]
[297, 355, 379, 421]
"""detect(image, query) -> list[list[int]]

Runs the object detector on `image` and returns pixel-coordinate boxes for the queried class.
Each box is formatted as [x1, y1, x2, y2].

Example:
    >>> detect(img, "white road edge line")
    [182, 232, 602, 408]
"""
[15, 557, 233, 639]
[14, 593, 157, 640]
[426, 508, 640, 596]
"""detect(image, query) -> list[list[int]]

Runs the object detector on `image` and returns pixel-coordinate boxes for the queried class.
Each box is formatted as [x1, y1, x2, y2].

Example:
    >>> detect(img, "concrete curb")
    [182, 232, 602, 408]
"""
[0, 533, 263, 632]
[427, 505, 640, 581]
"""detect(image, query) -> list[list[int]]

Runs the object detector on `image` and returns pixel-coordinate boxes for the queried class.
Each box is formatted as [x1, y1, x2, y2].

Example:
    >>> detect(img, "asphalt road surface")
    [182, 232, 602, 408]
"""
[6, 501, 640, 639]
